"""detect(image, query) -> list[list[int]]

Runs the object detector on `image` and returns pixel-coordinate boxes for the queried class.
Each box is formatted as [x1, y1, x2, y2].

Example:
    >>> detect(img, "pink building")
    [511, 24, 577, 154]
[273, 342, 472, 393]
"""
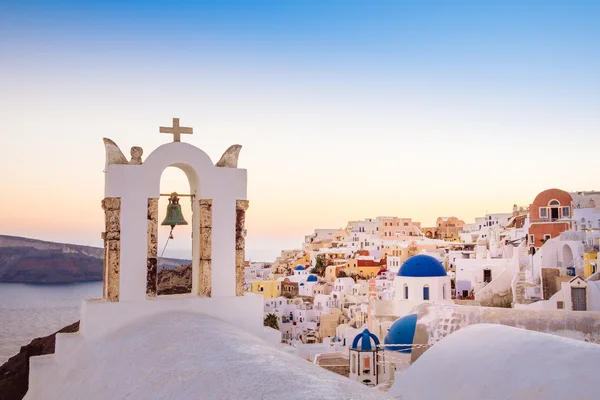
[378, 217, 421, 238]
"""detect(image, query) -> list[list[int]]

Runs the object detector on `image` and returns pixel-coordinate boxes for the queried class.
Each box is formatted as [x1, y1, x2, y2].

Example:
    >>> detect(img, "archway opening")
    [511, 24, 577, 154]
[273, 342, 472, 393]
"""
[156, 167, 193, 296]
[562, 244, 574, 270]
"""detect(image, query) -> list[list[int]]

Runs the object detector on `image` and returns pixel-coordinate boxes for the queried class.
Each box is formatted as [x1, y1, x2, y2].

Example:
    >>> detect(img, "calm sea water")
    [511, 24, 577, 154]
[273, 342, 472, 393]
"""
[0, 282, 102, 365]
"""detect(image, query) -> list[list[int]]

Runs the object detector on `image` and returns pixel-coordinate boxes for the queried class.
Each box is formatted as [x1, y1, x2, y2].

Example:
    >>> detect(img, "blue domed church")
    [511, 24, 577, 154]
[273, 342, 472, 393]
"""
[393, 254, 452, 309]
[349, 329, 388, 386]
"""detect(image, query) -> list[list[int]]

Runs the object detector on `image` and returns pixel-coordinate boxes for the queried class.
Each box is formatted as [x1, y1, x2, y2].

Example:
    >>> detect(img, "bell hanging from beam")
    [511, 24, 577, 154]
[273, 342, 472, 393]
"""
[161, 192, 188, 238]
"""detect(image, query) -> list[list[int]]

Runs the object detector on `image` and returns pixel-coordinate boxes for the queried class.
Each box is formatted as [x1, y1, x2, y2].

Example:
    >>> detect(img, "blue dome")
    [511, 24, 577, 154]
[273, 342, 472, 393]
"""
[307, 275, 318, 282]
[384, 314, 418, 353]
[295, 265, 305, 271]
[351, 329, 380, 351]
[397, 255, 447, 277]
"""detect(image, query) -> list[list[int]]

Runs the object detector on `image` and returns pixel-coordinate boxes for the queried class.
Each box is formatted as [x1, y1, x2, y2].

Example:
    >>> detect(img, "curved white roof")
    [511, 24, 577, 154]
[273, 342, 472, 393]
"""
[34, 311, 386, 400]
[389, 324, 600, 400]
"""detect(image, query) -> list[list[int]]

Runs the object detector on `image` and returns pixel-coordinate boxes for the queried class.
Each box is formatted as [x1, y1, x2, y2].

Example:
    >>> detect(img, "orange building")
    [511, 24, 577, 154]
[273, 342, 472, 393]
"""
[423, 217, 464, 239]
[527, 188, 573, 249]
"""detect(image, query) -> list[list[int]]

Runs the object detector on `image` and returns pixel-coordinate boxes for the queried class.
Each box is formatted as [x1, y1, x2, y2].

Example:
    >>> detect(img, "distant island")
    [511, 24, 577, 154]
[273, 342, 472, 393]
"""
[0, 235, 190, 284]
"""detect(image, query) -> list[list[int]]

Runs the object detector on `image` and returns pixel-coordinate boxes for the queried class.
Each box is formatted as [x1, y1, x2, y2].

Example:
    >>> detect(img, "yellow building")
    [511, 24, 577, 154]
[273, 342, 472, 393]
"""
[583, 252, 598, 278]
[325, 264, 340, 281]
[249, 280, 281, 299]
[294, 252, 311, 268]
[343, 259, 358, 276]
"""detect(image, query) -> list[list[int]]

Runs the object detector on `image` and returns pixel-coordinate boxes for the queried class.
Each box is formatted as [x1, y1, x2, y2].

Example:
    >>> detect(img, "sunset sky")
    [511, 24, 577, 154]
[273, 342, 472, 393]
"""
[1, 1, 599, 261]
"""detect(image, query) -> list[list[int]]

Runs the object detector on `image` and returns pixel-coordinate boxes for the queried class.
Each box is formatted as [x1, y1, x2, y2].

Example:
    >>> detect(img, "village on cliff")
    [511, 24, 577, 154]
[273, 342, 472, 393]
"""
[22, 121, 600, 400]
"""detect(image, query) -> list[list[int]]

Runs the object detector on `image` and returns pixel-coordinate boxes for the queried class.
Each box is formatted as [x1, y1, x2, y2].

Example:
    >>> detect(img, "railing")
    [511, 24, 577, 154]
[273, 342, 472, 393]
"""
[530, 218, 571, 224]
[560, 231, 583, 242]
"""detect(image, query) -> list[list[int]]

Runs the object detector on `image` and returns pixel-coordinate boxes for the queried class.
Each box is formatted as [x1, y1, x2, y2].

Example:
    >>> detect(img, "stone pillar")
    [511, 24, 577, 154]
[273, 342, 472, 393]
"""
[236, 200, 249, 296]
[101, 197, 121, 302]
[198, 199, 213, 297]
[146, 198, 159, 298]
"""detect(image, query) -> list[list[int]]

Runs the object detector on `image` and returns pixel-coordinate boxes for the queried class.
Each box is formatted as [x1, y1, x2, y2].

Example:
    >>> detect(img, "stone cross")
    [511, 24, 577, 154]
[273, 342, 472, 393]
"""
[159, 118, 193, 142]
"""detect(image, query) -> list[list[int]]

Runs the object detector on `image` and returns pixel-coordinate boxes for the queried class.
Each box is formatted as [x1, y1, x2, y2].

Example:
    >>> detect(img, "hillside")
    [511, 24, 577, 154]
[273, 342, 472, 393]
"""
[0, 235, 190, 284]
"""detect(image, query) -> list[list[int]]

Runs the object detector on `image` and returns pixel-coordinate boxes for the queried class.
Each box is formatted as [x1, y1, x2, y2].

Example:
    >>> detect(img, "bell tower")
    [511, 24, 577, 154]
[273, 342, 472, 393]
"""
[101, 118, 249, 302]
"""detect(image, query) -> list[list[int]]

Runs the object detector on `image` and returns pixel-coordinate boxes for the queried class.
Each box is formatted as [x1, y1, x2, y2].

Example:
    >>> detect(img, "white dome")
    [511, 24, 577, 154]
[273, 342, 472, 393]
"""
[32, 311, 385, 400]
[389, 324, 600, 400]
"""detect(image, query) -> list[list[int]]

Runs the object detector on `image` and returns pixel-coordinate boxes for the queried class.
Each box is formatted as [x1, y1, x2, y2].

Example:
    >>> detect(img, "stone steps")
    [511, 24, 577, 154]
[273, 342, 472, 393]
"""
[27, 354, 57, 397]
[54, 331, 84, 363]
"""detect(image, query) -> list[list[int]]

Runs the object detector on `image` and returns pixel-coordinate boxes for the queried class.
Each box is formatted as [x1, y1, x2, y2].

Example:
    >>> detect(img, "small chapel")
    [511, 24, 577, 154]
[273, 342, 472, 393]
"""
[23, 119, 385, 400]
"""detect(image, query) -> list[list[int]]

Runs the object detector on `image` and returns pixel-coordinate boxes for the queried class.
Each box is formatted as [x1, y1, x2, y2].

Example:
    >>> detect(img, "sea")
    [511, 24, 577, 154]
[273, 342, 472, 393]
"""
[0, 281, 103, 365]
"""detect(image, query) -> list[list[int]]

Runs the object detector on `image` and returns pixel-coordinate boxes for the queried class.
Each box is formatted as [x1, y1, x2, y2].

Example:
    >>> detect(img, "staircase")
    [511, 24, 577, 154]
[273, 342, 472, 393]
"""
[514, 243, 536, 305]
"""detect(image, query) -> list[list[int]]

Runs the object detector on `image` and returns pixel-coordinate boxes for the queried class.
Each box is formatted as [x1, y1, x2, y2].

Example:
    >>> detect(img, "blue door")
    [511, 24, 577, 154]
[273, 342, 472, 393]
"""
[423, 286, 430, 300]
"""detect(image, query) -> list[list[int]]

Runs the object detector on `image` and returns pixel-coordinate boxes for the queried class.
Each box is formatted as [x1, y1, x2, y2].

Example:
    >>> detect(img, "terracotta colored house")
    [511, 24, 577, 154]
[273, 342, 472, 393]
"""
[281, 278, 299, 297]
[423, 217, 465, 239]
[527, 188, 573, 249]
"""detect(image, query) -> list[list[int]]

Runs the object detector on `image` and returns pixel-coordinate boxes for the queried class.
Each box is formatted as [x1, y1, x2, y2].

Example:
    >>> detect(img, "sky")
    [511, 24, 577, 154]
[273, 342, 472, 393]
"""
[1, 0, 599, 261]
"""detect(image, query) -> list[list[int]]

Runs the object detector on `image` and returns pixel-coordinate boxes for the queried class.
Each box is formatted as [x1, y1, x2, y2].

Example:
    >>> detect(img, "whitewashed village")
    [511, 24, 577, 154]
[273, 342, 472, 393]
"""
[247, 189, 600, 393]
[19, 121, 600, 400]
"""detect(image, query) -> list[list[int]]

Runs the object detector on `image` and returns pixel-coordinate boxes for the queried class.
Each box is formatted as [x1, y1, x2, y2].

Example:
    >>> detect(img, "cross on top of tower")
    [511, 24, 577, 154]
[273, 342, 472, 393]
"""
[159, 118, 193, 142]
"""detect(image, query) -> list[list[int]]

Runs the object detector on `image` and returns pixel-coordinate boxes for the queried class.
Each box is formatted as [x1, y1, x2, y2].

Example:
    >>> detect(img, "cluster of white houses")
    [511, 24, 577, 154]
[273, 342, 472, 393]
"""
[24, 125, 599, 399]
[245, 187, 600, 387]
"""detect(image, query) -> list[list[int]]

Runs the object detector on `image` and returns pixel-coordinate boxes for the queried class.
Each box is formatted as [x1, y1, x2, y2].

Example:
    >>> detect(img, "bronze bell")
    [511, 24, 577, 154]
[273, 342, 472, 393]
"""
[161, 193, 189, 232]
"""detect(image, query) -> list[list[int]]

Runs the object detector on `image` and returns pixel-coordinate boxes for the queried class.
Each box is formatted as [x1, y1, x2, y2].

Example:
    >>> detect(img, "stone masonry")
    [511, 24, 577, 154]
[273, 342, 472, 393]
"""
[236, 200, 249, 296]
[198, 199, 212, 297]
[101, 197, 121, 302]
[146, 198, 159, 298]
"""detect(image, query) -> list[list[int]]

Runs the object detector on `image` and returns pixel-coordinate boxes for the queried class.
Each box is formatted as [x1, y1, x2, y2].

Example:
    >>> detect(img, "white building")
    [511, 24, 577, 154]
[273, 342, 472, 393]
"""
[331, 277, 356, 307]
[392, 254, 453, 317]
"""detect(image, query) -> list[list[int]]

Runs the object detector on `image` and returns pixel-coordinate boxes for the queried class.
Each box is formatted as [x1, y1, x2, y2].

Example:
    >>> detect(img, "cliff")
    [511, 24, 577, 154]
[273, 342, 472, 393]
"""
[0, 235, 190, 284]
[0, 321, 80, 400]
[157, 264, 192, 295]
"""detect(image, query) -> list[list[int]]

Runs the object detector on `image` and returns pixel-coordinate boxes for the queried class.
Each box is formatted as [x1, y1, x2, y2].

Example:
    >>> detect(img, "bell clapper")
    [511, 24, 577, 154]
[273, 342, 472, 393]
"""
[158, 192, 189, 264]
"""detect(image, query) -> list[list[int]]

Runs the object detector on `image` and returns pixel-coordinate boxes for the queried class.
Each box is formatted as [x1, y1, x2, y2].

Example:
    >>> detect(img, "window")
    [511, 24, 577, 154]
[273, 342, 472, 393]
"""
[352, 354, 357, 374]
[539, 207, 548, 219]
[529, 234, 534, 244]
[442, 284, 446, 300]
[543, 234, 551, 241]
[404, 222, 409, 226]
[561, 207, 570, 218]
[483, 269, 492, 283]
[363, 356, 371, 374]
[548, 200, 560, 206]
[423, 285, 430, 300]
[404, 284, 409, 300]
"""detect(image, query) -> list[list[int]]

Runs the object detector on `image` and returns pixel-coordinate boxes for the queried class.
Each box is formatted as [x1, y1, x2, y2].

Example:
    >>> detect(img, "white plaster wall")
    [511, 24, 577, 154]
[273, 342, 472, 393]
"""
[455, 258, 511, 293]
[80, 293, 264, 341]
[104, 142, 247, 300]
[393, 276, 451, 302]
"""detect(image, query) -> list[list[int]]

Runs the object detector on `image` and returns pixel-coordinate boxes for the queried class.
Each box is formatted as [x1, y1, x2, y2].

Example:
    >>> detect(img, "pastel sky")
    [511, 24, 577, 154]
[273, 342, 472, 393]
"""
[1, 0, 599, 261]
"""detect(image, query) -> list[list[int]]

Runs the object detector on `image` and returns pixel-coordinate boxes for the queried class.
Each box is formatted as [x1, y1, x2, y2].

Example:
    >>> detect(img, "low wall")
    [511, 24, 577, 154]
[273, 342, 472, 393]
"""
[409, 303, 600, 362]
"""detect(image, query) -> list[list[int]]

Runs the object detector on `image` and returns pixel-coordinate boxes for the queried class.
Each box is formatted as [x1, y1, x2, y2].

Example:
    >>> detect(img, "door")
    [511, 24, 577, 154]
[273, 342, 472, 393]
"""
[571, 288, 587, 311]
[483, 269, 492, 283]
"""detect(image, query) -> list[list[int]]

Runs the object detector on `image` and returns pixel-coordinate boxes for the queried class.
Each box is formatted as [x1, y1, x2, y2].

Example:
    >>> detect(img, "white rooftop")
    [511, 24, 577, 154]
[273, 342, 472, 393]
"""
[32, 311, 388, 400]
[389, 323, 600, 400]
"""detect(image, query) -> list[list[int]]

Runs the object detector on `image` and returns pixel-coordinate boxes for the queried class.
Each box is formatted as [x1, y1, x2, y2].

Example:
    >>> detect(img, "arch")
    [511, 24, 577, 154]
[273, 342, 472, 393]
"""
[548, 199, 560, 206]
[143, 143, 215, 198]
[562, 244, 574, 268]
[103, 141, 247, 301]
[362, 355, 371, 374]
